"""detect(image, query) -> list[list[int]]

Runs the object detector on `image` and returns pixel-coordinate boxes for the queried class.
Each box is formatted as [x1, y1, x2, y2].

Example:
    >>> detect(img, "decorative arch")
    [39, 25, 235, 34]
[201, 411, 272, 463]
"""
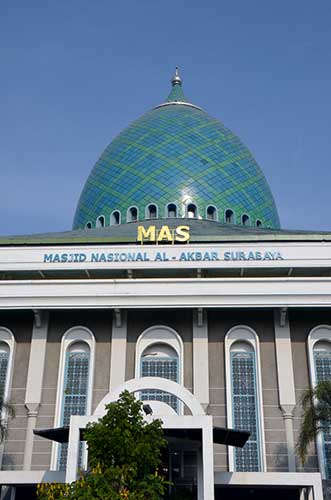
[110, 210, 121, 225]
[307, 324, 331, 478]
[96, 215, 105, 228]
[127, 206, 139, 223]
[225, 208, 234, 224]
[135, 326, 184, 413]
[225, 325, 266, 472]
[135, 325, 183, 381]
[93, 377, 205, 417]
[166, 203, 178, 218]
[186, 203, 198, 218]
[145, 203, 158, 220]
[51, 326, 95, 471]
[0, 327, 15, 402]
[242, 214, 250, 226]
[206, 205, 218, 221]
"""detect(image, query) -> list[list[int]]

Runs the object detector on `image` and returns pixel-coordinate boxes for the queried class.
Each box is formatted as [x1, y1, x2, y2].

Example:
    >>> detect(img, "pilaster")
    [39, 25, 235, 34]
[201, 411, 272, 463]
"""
[274, 308, 296, 472]
[109, 309, 127, 390]
[193, 308, 209, 410]
[23, 310, 49, 470]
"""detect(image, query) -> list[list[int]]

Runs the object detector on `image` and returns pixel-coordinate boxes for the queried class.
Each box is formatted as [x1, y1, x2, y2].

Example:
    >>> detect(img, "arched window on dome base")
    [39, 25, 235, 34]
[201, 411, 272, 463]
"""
[85, 222, 92, 229]
[206, 205, 218, 221]
[96, 215, 105, 228]
[110, 210, 121, 226]
[256, 220, 262, 228]
[225, 209, 234, 224]
[166, 203, 178, 218]
[146, 204, 158, 220]
[186, 203, 198, 219]
[127, 206, 138, 223]
[242, 214, 250, 227]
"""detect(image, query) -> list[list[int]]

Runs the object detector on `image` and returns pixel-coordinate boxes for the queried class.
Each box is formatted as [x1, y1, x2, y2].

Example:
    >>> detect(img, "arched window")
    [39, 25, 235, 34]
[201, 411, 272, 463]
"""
[186, 204, 197, 219]
[225, 209, 234, 224]
[225, 326, 265, 472]
[135, 326, 183, 414]
[127, 206, 138, 223]
[0, 328, 15, 402]
[206, 205, 217, 221]
[242, 214, 250, 226]
[96, 215, 105, 228]
[167, 203, 177, 218]
[146, 204, 158, 220]
[256, 220, 262, 228]
[85, 222, 92, 229]
[308, 326, 331, 478]
[110, 210, 121, 225]
[52, 327, 95, 471]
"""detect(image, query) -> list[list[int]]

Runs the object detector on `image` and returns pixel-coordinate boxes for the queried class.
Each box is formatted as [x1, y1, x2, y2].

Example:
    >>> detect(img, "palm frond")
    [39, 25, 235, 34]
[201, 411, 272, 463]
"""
[296, 381, 331, 465]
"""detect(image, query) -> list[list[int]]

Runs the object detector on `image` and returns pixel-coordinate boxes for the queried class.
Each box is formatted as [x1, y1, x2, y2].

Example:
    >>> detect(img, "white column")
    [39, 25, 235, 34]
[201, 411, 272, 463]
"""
[65, 416, 81, 484]
[193, 309, 209, 410]
[109, 310, 127, 390]
[197, 448, 203, 500]
[23, 310, 49, 470]
[202, 417, 214, 500]
[273, 308, 296, 472]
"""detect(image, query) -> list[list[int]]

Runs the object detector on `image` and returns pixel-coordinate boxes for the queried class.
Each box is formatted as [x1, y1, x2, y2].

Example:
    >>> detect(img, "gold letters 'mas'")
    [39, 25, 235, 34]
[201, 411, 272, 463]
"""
[137, 225, 190, 244]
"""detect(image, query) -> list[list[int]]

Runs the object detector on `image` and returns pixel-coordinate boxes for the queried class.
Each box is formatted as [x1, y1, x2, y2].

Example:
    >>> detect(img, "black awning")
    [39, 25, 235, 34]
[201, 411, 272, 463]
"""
[34, 425, 249, 448]
[213, 427, 249, 448]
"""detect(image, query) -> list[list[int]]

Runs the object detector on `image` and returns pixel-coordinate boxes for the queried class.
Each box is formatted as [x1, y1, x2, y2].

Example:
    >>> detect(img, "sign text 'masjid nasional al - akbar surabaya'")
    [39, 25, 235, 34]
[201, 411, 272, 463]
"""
[43, 250, 284, 264]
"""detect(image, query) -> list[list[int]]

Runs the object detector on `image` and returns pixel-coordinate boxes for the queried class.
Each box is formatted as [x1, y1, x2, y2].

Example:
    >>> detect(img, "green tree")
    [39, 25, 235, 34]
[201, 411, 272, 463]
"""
[296, 380, 331, 465]
[37, 391, 168, 500]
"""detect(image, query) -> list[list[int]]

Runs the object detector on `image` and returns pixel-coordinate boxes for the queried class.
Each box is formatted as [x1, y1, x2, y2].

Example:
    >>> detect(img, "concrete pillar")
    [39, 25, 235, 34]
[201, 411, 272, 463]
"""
[197, 448, 203, 500]
[273, 308, 296, 472]
[193, 309, 209, 410]
[23, 310, 49, 470]
[202, 418, 214, 500]
[109, 310, 127, 390]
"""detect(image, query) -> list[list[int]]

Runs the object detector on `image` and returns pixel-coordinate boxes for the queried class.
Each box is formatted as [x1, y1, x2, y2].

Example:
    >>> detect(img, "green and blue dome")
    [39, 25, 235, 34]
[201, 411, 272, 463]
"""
[73, 69, 280, 230]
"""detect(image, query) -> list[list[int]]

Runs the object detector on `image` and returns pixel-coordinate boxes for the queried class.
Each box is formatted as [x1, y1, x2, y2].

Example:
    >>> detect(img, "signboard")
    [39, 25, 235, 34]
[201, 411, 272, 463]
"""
[43, 248, 284, 264]
[137, 225, 190, 244]
[0, 241, 331, 272]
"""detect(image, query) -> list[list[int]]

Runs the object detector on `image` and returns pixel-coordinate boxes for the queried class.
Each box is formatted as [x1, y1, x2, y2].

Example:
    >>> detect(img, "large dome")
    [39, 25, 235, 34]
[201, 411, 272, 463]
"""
[73, 70, 280, 230]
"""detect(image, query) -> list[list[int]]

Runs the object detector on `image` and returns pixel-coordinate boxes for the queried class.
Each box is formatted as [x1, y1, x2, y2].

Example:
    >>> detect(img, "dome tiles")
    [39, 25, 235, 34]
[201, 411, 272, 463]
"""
[73, 70, 280, 230]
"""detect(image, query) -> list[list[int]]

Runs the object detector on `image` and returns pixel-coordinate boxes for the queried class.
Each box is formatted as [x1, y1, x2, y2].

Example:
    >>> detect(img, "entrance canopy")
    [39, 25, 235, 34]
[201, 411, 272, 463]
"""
[34, 425, 249, 448]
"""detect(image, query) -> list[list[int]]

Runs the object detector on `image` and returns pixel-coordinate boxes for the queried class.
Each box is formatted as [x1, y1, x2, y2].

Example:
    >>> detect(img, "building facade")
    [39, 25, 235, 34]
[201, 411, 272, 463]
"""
[0, 70, 329, 499]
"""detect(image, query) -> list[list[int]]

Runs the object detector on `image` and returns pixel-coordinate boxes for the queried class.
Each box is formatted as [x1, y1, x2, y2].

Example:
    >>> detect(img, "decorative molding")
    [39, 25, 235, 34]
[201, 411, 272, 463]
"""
[1, 277, 331, 310]
[94, 377, 205, 417]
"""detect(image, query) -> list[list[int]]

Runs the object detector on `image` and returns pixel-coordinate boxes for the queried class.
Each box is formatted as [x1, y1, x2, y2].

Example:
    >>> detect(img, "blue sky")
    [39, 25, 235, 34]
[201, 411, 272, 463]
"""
[1, 0, 331, 235]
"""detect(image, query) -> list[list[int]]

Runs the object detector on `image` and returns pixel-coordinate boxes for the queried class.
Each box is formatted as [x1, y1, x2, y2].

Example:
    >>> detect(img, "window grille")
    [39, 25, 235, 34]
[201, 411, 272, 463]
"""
[58, 349, 90, 471]
[0, 351, 9, 400]
[314, 348, 331, 477]
[141, 357, 179, 412]
[231, 351, 261, 471]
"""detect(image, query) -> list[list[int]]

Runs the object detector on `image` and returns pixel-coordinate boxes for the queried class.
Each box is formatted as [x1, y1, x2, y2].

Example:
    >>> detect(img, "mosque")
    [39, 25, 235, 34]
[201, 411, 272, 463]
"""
[0, 69, 329, 499]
